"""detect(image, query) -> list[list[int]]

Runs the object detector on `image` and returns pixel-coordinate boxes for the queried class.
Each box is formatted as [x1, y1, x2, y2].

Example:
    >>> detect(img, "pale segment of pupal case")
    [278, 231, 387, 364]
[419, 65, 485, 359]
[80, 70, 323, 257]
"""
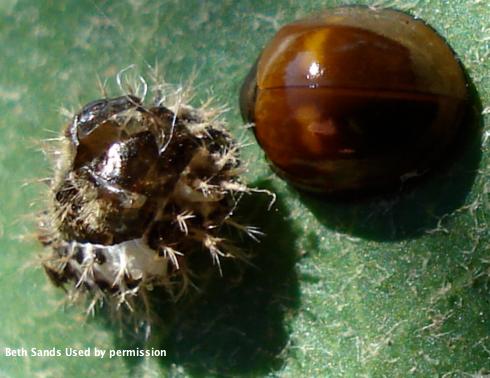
[37, 68, 273, 328]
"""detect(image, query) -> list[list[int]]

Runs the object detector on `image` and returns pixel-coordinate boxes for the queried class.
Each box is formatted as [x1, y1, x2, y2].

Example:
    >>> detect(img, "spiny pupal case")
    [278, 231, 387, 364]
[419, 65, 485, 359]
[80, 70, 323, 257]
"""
[38, 83, 262, 318]
[240, 6, 469, 193]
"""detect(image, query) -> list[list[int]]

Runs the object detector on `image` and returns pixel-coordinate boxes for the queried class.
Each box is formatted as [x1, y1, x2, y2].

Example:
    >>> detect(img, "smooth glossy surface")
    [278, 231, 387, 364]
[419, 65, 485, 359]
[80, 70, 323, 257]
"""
[240, 7, 468, 192]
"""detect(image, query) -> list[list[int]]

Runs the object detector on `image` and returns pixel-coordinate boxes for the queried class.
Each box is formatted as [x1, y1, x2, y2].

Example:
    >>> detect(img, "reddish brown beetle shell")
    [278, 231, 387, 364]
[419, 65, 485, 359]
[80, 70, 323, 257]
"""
[240, 6, 468, 193]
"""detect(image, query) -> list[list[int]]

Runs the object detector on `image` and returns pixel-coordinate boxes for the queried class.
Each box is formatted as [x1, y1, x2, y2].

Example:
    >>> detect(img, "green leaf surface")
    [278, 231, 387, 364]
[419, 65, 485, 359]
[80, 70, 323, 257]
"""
[0, 0, 489, 377]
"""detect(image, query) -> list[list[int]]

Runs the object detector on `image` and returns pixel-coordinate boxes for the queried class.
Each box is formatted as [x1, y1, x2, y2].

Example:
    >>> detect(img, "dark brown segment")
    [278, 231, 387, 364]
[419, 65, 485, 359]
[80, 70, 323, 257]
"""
[239, 59, 258, 123]
[255, 8, 467, 99]
[42, 264, 69, 289]
[75, 95, 141, 139]
[258, 26, 415, 93]
[73, 120, 121, 170]
[254, 87, 466, 191]
[95, 131, 160, 192]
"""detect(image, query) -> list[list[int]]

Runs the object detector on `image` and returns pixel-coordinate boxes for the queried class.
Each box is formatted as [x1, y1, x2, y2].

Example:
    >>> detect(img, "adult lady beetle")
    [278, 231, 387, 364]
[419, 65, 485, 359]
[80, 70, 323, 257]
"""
[240, 6, 469, 193]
